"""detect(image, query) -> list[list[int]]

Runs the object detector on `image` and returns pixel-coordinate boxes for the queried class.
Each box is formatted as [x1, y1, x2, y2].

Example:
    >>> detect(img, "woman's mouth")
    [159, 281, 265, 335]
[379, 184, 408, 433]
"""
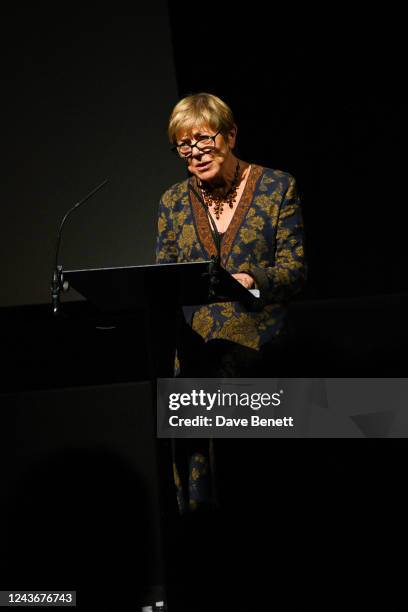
[196, 161, 212, 170]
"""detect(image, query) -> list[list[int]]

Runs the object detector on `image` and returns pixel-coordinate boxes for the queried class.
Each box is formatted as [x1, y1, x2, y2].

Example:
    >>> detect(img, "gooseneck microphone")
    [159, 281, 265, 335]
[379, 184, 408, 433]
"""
[51, 179, 108, 315]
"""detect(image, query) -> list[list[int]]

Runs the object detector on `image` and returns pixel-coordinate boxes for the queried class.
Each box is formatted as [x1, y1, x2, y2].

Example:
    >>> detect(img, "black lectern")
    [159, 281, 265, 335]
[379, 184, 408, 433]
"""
[63, 260, 260, 378]
[60, 260, 260, 610]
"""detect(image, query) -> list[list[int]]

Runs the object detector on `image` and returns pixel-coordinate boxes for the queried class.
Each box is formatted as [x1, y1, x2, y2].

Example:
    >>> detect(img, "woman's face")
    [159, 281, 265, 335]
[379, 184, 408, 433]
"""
[175, 124, 237, 183]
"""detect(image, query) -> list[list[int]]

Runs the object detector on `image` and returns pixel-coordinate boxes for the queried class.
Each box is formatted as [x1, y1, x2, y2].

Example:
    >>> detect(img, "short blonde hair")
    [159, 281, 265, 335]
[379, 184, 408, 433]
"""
[168, 92, 236, 144]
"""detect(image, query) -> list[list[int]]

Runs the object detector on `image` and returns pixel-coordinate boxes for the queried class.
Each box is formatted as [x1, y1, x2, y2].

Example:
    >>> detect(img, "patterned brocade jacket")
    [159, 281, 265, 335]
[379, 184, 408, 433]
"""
[156, 164, 306, 351]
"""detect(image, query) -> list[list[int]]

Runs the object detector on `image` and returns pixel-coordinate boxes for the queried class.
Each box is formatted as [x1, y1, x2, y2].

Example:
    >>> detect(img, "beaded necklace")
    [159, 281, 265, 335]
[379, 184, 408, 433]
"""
[200, 161, 241, 219]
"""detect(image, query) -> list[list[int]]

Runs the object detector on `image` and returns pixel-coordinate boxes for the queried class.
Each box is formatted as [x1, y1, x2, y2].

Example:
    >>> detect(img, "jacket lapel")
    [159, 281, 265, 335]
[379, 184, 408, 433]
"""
[189, 165, 264, 266]
[221, 164, 263, 267]
[189, 177, 217, 259]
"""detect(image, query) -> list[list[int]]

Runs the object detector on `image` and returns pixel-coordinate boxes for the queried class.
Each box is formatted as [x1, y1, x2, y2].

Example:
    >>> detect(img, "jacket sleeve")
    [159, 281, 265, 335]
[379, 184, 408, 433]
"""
[245, 176, 307, 303]
[155, 195, 178, 264]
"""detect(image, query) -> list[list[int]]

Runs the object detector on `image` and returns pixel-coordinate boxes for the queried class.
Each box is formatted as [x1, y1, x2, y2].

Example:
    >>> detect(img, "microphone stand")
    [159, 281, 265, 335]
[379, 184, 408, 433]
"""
[51, 179, 108, 316]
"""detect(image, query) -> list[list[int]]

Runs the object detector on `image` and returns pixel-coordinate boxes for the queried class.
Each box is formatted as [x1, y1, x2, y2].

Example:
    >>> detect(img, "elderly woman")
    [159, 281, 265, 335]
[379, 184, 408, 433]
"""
[157, 92, 306, 375]
[156, 92, 306, 514]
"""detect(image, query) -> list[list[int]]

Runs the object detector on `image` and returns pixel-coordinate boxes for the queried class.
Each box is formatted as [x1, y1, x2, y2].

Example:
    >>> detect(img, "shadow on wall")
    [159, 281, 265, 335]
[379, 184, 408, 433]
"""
[4, 449, 150, 611]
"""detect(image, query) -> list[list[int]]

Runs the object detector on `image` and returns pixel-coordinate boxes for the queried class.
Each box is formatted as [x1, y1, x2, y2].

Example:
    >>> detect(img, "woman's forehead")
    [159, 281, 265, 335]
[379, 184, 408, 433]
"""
[176, 123, 215, 141]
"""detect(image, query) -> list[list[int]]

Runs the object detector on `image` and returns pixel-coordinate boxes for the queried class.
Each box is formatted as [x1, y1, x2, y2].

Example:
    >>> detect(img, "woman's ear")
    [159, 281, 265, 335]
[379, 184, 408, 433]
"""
[227, 125, 238, 150]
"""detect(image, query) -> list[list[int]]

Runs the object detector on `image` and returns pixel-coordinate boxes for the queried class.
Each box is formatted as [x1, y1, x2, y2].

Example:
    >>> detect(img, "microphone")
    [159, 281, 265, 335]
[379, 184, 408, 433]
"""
[51, 179, 108, 316]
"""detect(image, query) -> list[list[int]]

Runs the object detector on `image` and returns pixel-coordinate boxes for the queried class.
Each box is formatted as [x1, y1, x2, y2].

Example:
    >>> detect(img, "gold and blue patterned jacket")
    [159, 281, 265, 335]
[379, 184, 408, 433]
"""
[156, 164, 306, 350]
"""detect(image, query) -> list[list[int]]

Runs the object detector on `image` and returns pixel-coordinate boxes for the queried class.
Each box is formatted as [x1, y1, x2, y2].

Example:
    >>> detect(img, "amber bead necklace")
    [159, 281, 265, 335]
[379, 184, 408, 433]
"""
[200, 161, 241, 219]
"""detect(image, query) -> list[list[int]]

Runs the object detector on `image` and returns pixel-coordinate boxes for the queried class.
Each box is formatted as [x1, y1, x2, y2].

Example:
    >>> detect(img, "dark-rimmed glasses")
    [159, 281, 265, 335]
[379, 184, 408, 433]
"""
[172, 129, 222, 158]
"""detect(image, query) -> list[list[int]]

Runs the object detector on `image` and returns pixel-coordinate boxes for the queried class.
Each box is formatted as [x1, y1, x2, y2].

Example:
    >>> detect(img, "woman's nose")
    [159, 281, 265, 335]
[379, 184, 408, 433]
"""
[190, 145, 203, 158]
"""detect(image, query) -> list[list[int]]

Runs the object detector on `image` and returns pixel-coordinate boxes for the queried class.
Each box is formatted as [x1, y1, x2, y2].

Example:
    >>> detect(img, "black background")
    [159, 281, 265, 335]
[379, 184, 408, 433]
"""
[1, 4, 407, 610]
[169, 2, 406, 299]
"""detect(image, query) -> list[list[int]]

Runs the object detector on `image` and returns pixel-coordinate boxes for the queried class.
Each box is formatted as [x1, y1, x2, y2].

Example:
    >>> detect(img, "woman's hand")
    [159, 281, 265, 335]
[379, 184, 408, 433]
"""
[231, 273, 254, 289]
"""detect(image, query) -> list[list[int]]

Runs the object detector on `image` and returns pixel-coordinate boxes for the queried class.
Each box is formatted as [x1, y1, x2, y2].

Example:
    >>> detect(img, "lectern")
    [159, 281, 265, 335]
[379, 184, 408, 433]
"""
[61, 260, 260, 609]
[63, 260, 260, 378]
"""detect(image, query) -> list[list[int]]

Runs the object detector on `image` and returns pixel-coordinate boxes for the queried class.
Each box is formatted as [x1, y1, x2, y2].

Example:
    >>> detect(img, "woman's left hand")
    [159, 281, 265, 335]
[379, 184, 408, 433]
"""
[232, 273, 254, 289]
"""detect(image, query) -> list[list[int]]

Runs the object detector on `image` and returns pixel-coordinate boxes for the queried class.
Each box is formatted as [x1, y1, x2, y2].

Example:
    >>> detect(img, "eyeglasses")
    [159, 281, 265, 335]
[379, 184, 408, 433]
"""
[172, 129, 222, 158]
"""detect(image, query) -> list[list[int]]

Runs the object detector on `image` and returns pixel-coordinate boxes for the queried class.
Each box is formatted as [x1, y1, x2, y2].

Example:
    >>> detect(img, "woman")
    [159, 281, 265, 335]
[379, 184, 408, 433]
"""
[156, 92, 306, 513]
[157, 92, 306, 375]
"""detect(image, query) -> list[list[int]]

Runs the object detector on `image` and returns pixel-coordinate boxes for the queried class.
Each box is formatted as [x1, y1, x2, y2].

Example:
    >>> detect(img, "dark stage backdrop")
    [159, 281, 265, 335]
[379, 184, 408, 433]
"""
[2, 5, 405, 307]
[1, 6, 185, 308]
[169, 3, 406, 300]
